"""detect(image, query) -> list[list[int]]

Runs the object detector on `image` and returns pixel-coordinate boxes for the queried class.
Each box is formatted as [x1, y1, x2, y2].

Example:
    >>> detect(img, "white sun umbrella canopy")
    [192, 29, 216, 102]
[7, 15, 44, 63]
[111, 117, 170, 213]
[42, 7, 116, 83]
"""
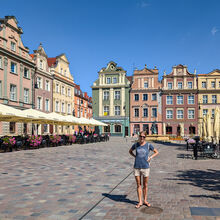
[77, 117, 93, 125]
[89, 118, 108, 126]
[64, 115, 81, 125]
[0, 103, 29, 121]
[47, 112, 69, 125]
[23, 109, 55, 124]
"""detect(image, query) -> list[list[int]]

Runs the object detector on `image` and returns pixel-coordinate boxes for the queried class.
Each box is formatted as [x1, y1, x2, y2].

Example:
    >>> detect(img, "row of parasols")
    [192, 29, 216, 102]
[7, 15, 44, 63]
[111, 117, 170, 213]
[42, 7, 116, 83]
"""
[199, 106, 220, 144]
[0, 103, 107, 126]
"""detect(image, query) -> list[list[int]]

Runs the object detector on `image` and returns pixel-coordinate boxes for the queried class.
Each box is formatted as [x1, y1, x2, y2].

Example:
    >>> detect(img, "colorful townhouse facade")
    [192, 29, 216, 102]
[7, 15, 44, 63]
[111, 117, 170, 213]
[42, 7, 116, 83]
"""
[161, 64, 198, 136]
[92, 61, 131, 136]
[74, 84, 93, 133]
[130, 65, 162, 136]
[48, 54, 75, 135]
[197, 69, 220, 138]
[0, 16, 35, 135]
[31, 43, 53, 135]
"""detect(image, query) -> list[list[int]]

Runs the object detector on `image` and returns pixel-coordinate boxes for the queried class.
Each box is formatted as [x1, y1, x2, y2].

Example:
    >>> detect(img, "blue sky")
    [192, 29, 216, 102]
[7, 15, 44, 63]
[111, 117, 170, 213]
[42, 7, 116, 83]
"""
[1, 0, 220, 96]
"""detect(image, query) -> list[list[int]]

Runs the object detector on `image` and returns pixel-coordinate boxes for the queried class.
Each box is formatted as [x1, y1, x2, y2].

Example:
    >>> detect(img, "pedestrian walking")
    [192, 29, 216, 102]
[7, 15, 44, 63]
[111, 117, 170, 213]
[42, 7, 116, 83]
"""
[129, 131, 159, 209]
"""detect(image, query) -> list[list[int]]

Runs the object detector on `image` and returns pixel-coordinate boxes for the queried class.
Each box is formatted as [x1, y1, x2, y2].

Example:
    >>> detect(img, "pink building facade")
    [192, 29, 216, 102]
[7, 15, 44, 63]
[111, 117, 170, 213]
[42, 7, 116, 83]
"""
[0, 16, 35, 135]
[31, 43, 53, 135]
[161, 64, 198, 136]
[130, 65, 162, 136]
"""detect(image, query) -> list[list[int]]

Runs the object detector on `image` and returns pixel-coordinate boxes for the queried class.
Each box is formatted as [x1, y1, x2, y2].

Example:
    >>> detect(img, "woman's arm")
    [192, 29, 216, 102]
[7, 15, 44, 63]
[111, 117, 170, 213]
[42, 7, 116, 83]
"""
[129, 148, 136, 158]
[148, 148, 158, 162]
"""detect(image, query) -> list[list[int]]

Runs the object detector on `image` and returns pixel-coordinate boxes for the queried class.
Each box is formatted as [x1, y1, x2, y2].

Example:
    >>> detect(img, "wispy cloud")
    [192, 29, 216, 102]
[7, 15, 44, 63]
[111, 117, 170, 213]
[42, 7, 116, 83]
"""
[211, 27, 218, 36]
[137, 0, 151, 8]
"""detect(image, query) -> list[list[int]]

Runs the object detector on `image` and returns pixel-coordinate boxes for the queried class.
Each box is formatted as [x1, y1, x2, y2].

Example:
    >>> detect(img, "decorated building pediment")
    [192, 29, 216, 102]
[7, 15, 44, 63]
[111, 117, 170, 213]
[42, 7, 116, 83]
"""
[100, 61, 125, 73]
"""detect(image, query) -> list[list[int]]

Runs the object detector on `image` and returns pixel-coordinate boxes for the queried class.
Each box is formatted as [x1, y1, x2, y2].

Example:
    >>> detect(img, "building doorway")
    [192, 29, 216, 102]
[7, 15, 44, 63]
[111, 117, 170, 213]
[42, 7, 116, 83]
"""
[104, 125, 110, 133]
[166, 126, 172, 135]
[189, 126, 195, 135]
[143, 124, 149, 135]
[134, 124, 140, 135]
[177, 126, 181, 136]
[125, 126, 128, 136]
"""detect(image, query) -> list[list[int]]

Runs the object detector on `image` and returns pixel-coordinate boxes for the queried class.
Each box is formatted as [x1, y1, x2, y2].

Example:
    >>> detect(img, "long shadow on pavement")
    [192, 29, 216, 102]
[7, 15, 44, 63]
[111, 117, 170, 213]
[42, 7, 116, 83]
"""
[102, 193, 137, 205]
[166, 169, 220, 199]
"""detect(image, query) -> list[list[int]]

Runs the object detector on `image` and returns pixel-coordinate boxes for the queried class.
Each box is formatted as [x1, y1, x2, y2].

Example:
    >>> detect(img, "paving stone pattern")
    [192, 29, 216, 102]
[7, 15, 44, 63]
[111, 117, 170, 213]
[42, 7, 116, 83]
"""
[0, 137, 219, 220]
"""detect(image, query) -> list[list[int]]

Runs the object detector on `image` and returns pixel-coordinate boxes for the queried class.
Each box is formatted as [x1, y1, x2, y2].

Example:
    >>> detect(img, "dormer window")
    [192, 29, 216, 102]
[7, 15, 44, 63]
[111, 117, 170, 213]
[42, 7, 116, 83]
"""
[39, 60, 43, 69]
[11, 42, 16, 52]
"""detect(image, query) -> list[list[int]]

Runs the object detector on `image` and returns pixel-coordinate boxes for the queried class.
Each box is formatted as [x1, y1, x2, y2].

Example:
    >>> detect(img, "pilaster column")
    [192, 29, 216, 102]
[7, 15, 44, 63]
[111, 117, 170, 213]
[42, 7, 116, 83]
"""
[174, 77, 177, 89]
[20, 64, 23, 103]
[119, 73, 121, 84]
[164, 78, 167, 89]
[3, 57, 8, 100]
[184, 77, 187, 89]
[110, 88, 114, 116]
[121, 87, 125, 116]
[99, 88, 103, 116]
[194, 77, 197, 89]
[152, 77, 154, 88]
[138, 78, 140, 88]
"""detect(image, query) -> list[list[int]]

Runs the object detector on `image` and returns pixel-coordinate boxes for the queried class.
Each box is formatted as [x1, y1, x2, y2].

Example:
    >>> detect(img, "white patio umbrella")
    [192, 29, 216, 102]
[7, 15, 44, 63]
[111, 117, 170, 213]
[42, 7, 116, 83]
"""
[0, 103, 29, 121]
[89, 118, 108, 126]
[206, 112, 212, 142]
[213, 107, 220, 144]
[47, 112, 69, 125]
[64, 115, 81, 125]
[202, 115, 207, 141]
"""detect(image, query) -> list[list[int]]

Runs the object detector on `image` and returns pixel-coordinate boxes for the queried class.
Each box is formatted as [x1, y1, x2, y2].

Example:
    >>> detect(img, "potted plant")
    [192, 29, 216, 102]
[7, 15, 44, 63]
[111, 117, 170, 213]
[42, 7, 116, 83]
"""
[2, 136, 16, 152]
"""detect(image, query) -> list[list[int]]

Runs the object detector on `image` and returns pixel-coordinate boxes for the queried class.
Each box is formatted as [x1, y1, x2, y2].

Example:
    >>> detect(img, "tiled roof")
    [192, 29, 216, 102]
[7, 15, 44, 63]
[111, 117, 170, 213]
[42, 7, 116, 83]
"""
[29, 54, 34, 59]
[47, 58, 57, 67]
[126, 76, 133, 82]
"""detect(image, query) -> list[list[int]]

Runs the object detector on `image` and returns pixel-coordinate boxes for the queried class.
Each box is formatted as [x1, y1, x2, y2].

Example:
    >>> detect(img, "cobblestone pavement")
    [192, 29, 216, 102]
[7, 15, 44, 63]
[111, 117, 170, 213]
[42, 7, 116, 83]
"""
[0, 137, 219, 220]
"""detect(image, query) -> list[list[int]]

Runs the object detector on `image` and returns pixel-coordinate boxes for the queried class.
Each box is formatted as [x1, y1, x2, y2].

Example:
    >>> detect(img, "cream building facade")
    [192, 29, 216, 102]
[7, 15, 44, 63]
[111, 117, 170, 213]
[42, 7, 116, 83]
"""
[48, 54, 75, 134]
[197, 69, 220, 138]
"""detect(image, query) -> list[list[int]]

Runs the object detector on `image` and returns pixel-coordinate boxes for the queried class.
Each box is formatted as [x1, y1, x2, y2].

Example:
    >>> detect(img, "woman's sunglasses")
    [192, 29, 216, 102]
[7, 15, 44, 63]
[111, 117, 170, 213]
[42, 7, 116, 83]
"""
[139, 135, 146, 138]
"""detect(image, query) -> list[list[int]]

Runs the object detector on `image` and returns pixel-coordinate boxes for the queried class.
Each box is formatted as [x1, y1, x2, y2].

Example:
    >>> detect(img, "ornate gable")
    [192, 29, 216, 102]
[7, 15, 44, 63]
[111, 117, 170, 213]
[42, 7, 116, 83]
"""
[100, 61, 125, 73]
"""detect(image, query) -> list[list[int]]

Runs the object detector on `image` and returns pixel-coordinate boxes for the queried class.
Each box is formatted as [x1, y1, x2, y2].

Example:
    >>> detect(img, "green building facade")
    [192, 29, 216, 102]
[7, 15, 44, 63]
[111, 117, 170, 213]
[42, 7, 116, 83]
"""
[92, 61, 131, 136]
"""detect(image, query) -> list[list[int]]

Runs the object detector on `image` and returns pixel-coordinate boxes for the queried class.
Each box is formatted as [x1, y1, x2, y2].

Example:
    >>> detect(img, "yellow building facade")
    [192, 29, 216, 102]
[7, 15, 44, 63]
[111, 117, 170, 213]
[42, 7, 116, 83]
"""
[197, 69, 220, 137]
[48, 54, 75, 134]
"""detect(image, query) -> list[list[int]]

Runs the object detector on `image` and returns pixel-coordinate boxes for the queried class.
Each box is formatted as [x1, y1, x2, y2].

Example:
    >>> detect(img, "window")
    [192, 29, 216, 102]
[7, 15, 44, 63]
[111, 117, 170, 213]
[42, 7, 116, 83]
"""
[114, 91, 120, 100]
[68, 88, 71, 97]
[202, 82, 206, 88]
[106, 77, 111, 84]
[10, 122, 15, 133]
[43, 124, 48, 133]
[152, 94, 157, 101]
[55, 101, 59, 112]
[61, 68, 63, 74]
[152, 108, 157, 117]
[85, 109, 87, 118]
[203, 95, 208, 104]
[39, 60, 43, 69]
[212, 95, 217, 104]
[166, 96, 173, 105]
[10, 84, 16, 101]
[56, 84, 59, 93]
[211, 81, 216, 88]
[203, 109, 208, 116]
[67, 104, 71, 114]
[37, 97, 42, 110]
[37, 77, 42, 89]
[24, 88, 29, 103]
[188, 82, 193, 89]
[143, 108, 148, 117]
[144, 82, 148, 88]
[177, 96, 183, 104]
[61, 103, 65, 113]
[134, 108, 139, 117]
[115, 106, 120, 116]
[219, 81, 220, 88]
[143, 94, 148, 101]
[113, 77, 117, 84]
[77, 108, 80, 117]
[104, 106, 109, 116]
[115, 125, 121, 133]
[212, 109, 215, 118]
[188, 109, 195, 119]
[11, 42, 16, 51]
[188, 95, 194, 104]
[0, 56, 2, 68]
[166, 110, 173, 119]
[168, 82, 173, 89]
[61, 86, 65, 95]
[45, 80, 50, 91]
[64, 70, 67, 76]
[24, 68, 29, 78]
[45, 99, 49, 112]
[177, 110, 183, 119]
[10, 62, 17, 73]
[178, 82, 183, 89]
[81, 100, 83, 104]
[134, 94, 139, 101]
